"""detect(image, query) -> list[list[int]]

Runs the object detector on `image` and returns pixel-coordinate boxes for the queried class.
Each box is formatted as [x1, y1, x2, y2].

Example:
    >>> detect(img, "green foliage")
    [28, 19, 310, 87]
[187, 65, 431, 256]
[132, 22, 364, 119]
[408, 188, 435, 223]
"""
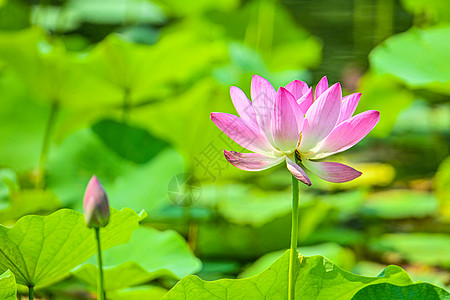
[72, 226, 201, 291]
[352, 282, 450, 299]
[0, 188, 61, 222]
[67, 0, 166, 25]
[31, 5, 79, 32]
[370, 25, 450, 94]
[207, 0, 322, 71]
[239, 243, 356, 279]
[87, 30, 227, 101]
[31, 0, 166, 32]
[92, 119, 169, 164]
[0, 0, 449, 298]
[0, 169, 61, 222]
[109, 285, 168, 300]
[400, 0, 450, 25]
[200, 184, 293, 227]
[434, 156, 450, 220]
[358, 73, 414, 137]
[0, 27, 117, 106]
[0, 208, 143, 287]
[370, 233, 450, 268]
[0, 73, 52, 170]
[195, 216, 292, 260]
[47, 129, 184, 214]
[155, 0, 238, 17]
[361, 190, 439, 219]
[394, 100, 450, 133]
[214, 42, 310, 88]
[131, 78, 239, 178]
[162, 251, 415, 299]
[0, 270, 16, 300]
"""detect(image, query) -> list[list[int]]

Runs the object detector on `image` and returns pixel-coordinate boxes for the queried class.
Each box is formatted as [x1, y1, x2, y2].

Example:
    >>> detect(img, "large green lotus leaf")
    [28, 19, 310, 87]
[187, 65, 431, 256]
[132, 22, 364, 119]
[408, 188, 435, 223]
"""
[0, 208, 143, 287]
[162, 251, 414, 300]
[0, 270, 16, 300]
[352, 282, 450, 299]
[370, 233, 450, 268]
[87, 30, 227, 103]
[72, 226, 201, 291]
[0, 27, 122, 107]
[109, 285, 168, 300]
[47, 128, 184, 214]
[370, 25, 450, 94]
[239, 243, 356, 279]
[163, 250, 296, 300]
[361, 190, 439, 219]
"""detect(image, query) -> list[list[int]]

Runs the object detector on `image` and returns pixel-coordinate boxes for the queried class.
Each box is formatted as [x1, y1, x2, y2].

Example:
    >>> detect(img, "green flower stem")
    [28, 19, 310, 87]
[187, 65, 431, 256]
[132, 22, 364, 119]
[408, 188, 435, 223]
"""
[288, 173, 299, 300]
[28, 285, 34, 300]
[36, 100, 59, 189]
[94, 227, 105, 300]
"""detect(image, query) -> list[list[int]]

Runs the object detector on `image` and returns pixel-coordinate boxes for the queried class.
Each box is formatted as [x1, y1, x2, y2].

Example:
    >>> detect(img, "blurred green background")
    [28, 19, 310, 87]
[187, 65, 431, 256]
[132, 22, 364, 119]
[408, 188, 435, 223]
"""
[0, 0, 449, 298]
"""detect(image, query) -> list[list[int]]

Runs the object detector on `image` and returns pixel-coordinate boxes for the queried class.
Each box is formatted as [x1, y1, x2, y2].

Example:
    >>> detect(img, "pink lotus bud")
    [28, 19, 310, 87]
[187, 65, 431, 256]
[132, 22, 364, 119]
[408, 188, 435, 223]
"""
[83, 176, 110, 228]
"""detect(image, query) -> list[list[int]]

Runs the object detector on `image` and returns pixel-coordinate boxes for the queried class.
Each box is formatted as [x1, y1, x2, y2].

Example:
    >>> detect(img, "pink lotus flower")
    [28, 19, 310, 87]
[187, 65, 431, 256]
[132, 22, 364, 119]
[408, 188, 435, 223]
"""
[83, 175, 110, 228]
[211, 75, 380, 185]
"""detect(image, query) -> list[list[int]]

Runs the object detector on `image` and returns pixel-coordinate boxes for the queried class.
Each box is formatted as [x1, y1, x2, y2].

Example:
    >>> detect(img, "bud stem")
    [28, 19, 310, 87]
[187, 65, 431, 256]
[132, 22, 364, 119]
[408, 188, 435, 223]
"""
[288, 163, 300, 300]
[94, 227, 105, 300]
